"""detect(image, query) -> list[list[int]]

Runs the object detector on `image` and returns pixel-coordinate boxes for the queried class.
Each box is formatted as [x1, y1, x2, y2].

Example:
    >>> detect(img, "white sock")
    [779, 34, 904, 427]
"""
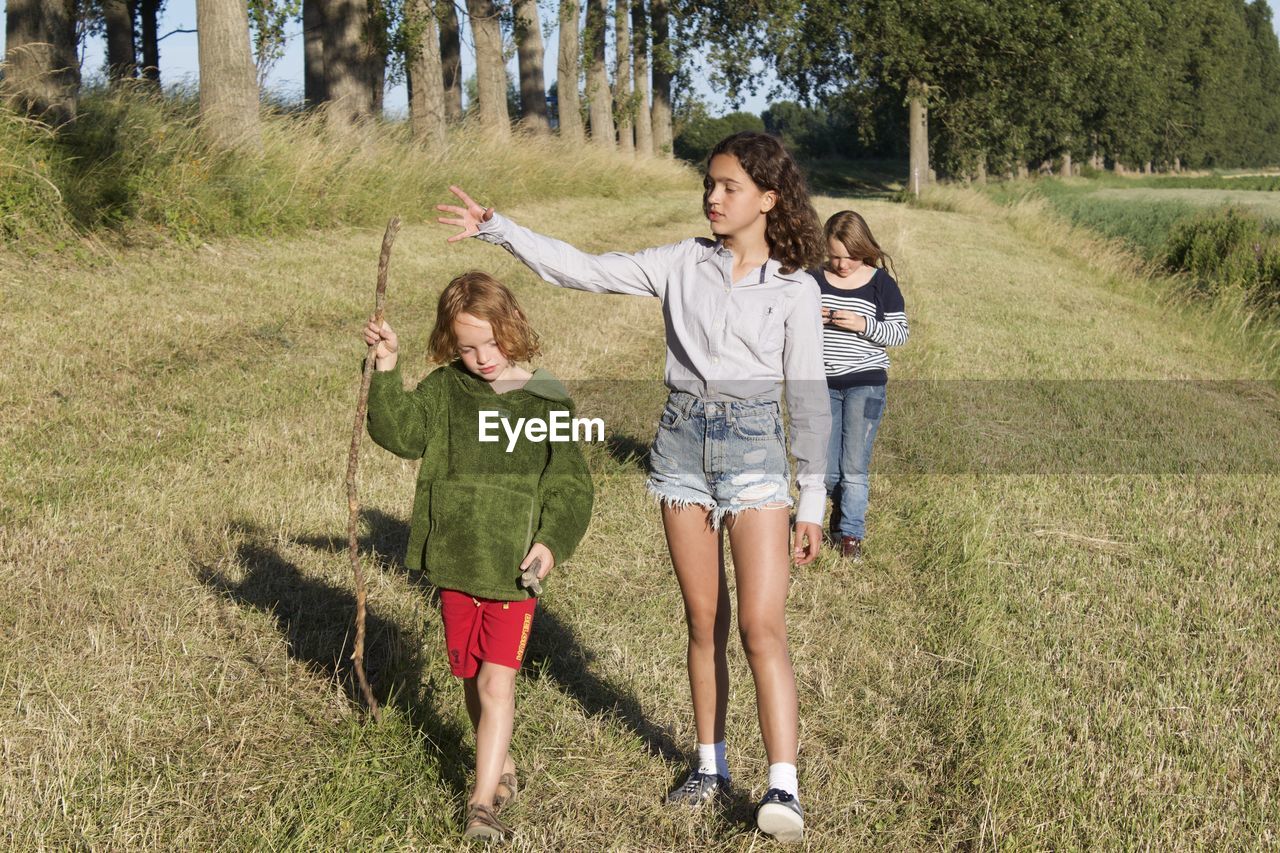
[768, 762, 799, 798]
[697, 741, 729, 779]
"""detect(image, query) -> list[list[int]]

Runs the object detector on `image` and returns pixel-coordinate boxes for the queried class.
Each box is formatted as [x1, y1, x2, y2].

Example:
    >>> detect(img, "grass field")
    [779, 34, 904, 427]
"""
[3, 175, 1279, 848]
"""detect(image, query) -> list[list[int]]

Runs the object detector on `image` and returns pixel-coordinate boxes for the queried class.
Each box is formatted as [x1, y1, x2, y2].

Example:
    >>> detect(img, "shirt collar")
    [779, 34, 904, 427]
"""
[695, 239, 808, 283]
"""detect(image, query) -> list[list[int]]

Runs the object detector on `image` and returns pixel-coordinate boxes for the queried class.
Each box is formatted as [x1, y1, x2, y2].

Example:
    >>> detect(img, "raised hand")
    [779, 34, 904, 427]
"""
[436, 185, 494, 243]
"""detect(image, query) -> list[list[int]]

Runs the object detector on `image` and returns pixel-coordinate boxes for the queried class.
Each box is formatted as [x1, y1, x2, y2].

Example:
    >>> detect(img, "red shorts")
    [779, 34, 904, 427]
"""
[439, 589, 537, 678]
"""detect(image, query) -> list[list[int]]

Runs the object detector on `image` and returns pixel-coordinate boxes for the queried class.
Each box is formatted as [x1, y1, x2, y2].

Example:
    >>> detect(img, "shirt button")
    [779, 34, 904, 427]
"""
[712, 357, 720, 364]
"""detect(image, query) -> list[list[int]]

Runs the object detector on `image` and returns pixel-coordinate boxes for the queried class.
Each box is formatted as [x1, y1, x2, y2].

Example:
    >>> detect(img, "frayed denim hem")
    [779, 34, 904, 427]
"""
[646, 482, 793, 530]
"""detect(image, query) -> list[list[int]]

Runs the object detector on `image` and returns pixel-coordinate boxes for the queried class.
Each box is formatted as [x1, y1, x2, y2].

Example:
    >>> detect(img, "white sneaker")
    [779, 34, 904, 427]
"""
[755, 788, 804, 843]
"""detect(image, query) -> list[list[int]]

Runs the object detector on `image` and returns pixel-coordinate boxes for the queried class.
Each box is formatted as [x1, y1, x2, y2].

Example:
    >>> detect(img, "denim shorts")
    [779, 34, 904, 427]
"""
[647, 390, 793, 527]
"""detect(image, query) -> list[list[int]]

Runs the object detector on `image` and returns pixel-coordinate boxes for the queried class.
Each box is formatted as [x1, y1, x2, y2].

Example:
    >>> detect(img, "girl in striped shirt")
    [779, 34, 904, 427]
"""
[815, 211, 909, 560]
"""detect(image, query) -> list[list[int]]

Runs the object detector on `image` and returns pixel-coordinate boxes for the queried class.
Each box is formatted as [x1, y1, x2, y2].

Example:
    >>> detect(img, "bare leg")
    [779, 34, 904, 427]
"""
[662, 503, 731, 746]
[464, 678, 517, 791]
[725, 506, 798, 764]
[467, 662, 518, 808]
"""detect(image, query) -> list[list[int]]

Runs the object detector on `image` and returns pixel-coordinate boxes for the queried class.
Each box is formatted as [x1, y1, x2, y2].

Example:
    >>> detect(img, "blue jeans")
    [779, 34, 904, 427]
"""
[825, 384, 886, 539]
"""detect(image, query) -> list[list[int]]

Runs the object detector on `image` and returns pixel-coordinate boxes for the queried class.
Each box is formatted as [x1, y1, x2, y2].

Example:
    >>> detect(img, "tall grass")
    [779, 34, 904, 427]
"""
[0, 109, 76, 244]
[0, 85, 695, 250]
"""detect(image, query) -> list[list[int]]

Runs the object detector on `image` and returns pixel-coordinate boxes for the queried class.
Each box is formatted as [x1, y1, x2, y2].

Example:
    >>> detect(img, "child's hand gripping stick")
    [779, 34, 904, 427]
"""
[519, 557, 543, 596]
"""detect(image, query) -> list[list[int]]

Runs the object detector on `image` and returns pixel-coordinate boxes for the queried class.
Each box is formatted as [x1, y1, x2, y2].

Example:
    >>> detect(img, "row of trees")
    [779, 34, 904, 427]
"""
[702, 0, 1280, 179]
[3, 0, 680, 155]
[8, 1, 1280, 175]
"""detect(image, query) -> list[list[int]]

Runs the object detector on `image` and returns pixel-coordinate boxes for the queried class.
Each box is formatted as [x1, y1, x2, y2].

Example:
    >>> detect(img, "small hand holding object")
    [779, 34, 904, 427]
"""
[825, 309, 868, 334]
[436, 185, 494, 243]
[363, 316, 399, 369]
[519, 543, 554, 596]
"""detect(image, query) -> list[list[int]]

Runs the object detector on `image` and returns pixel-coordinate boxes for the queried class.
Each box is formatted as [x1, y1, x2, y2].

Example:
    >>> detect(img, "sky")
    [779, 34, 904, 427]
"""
[3, 2, 1279, 119]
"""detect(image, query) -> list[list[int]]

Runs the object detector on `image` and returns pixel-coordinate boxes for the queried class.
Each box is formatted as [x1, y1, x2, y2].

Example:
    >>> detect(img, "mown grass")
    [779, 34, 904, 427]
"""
[3, 174, 1279, 848]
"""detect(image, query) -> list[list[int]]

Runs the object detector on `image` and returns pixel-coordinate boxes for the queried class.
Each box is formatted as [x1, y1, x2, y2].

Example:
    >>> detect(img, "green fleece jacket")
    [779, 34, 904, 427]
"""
[367, 361, 594, 601]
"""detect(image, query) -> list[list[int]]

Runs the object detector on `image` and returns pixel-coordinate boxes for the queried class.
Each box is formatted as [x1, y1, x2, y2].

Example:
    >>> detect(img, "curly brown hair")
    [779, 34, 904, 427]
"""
[703, 132, 824, 274]
[427, 271, 541, 364]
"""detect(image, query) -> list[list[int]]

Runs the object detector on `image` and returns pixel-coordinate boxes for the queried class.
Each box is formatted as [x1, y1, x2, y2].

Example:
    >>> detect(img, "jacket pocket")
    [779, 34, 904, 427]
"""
[426, 480, 537, 587]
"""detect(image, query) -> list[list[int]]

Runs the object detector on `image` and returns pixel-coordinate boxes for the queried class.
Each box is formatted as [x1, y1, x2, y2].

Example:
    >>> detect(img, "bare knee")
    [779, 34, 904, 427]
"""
[738, 614, 786, 660]
[687, 603, 731, 649]
[477, 667, 515, 707]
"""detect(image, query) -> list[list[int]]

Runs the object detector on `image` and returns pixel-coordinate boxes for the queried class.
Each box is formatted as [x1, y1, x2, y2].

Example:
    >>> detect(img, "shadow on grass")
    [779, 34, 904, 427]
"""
[298, 508, 687, 767]
[804, 157, 907, 200]
[194, 520, 471, 800]
[603, 432, 652, 471]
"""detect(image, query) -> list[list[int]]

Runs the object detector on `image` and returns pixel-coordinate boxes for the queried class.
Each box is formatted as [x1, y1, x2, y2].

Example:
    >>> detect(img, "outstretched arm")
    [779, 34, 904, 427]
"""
[437, 185, 683, 298]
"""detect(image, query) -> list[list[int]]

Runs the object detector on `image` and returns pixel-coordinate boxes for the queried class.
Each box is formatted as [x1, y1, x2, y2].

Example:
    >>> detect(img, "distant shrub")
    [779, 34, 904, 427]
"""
[1165, 207, 1280, 307]
[673, 111, 765, 163]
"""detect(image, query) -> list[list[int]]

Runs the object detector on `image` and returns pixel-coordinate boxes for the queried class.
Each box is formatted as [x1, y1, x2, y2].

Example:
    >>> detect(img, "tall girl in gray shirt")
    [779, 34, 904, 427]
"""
[438, 132, 829, 843]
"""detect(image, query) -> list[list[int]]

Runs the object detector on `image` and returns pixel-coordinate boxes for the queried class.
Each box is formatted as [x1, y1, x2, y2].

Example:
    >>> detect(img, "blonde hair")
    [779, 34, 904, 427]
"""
[427, 271, 541, 364]
[824, 210, 897, 279]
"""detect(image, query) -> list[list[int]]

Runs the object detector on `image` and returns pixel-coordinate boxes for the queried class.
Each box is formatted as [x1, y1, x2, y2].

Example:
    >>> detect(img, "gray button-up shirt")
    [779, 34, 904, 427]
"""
[476, 211, 831, 525]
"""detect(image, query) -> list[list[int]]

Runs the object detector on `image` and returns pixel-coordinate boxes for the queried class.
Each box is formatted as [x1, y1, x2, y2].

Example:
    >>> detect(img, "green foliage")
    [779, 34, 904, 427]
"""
[983, 176, 1280, 313]
[1165, 207, 1280, 307]
[1025, 181, 1202, 257]
[672, 109, 764, 163]
[708, 0, 1280, 178]
[0, 110, 74, 243]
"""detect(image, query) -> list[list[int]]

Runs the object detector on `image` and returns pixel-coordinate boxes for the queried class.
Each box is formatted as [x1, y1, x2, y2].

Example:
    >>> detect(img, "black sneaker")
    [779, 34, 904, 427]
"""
[665, 769, 728, 806]
[755, 788, 804, 842]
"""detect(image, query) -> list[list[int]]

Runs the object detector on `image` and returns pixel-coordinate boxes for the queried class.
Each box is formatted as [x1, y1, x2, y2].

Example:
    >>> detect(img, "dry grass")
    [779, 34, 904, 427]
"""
[2, 183, 1278, 849]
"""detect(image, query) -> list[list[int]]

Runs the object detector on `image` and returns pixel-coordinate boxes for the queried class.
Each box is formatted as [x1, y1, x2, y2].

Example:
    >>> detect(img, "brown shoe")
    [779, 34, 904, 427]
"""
[463, 802, 512, 842]
[493, 771, 518, 813]
[840, 536, 863, 561]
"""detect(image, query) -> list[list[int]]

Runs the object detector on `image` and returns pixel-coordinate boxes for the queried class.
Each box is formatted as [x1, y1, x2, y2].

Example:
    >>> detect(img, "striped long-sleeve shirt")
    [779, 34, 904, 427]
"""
[814, 267, 909, 387]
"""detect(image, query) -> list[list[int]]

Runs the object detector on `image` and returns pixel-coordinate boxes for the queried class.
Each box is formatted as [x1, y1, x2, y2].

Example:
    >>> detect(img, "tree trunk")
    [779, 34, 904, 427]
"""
[323, 0, 374, 127]
[907, 80, 929, 195]
[3, 0, 80, 125]
[1016, 163, 1029, 179]
[467, 0, 510, 135]
[196, 0, 260, 148]
[513, 0, 549, 132]
[556, 0, 583, 141]
[1144, 160, 1152, 175]
[650, 0, 672, 156]
[139, 0, 161, 85]
[406, 0, 447, 146]
[1060, 152, 1072, 178]
[104, 0, 137, 83]
[303, 0, 328, 105]
[614, 0, 634, 154]
[1174, 156, 1182, 173]
[974, 155, 987, 184]
[368, 0, 389, 116]
[585, 0, 614, 147]
[439, 0, 463, 122]
[631, 0, 652, 156]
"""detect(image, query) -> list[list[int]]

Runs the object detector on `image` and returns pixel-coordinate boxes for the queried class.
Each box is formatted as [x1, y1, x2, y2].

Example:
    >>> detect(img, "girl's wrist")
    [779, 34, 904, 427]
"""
[374, 353, 398, 371]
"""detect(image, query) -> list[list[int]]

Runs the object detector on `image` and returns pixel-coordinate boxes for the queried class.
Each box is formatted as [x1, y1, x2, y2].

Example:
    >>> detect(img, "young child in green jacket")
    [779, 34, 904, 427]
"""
[363, 271, 593, 843]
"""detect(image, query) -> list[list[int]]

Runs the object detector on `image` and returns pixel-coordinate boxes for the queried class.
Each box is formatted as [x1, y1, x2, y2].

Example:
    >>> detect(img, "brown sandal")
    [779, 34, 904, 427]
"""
[463, 802, 512, 842]
[493, 771, 519, 812]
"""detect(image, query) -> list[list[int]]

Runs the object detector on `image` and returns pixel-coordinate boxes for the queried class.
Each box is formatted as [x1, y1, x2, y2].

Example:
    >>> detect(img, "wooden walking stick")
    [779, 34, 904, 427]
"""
[346, 216, 401, 721]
